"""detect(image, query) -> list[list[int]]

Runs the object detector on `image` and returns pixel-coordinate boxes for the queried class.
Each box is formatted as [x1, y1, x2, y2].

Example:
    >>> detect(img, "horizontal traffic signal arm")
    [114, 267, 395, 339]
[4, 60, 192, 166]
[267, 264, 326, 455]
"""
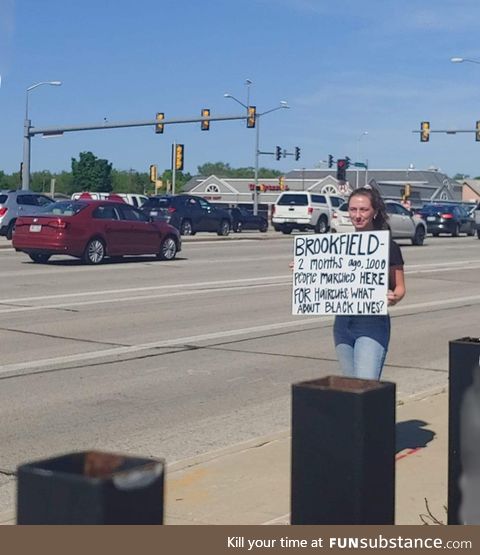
[28, 114, 250, 137]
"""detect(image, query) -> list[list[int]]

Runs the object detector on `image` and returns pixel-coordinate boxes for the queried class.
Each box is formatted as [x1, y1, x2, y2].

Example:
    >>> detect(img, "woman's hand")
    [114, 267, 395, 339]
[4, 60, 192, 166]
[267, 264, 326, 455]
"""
[387, 289, 398, 306]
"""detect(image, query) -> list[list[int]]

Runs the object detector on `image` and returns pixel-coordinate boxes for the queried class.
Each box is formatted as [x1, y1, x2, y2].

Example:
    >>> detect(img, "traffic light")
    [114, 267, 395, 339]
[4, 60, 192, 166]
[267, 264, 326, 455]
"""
[155, 112, 165, 134]
[420, 121, 430, 142]
[345, 156, 351, 169]
[149, 164, 157, 183]
[336, 159, 347, 181]
[476, 121, 480, 142]
[295, 147, 301, 161]
[174, 144, 184, 171]
[279, 176, 285, 190]
[405, 184, 411, 197]
[328, 154, 334, 168]
[247, 106, 256, 128]
[201, 108, 210, 131]
[275, 146, 282, 161]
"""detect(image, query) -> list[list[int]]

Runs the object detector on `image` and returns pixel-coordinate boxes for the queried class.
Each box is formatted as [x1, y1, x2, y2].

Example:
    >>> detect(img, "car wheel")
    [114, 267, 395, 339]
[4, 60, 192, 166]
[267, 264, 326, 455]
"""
[411, 226, 426, 246]
[217, 220, 230, 236]
[477, 229, 480, 239]
[157, 236, 178, 261]
[180, 220, 193, 236]
[315, 216, 328, 234]
[259, 221, 268, 233]
[235, 221, 243, 233]
[82, 238, 105, 265]
[452, 224, 460, 237]
[29, 253, 51, 263]
[6, 220, 16, 240]
[281, 226, 292, 235]
[432, 232, 440, 237]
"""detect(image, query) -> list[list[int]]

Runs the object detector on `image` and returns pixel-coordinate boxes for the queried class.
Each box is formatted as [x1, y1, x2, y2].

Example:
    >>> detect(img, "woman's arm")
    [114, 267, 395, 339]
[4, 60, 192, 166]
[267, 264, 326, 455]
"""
[387, 265, 406, 306]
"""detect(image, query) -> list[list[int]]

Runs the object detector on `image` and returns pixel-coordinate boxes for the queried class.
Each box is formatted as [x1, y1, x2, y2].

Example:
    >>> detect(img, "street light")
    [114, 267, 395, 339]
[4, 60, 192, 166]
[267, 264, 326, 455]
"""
[356, 131, 368, 188]
[224, 92, 289, 215]
[22, 80, 62, 190]
[450, 57, 480, 65]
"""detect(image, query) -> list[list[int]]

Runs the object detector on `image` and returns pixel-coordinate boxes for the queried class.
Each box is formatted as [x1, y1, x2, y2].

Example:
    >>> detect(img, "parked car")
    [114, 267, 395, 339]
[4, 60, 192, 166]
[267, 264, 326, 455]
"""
[141, 194, 232, 236]
[330, 201, 427, 245]
[271, 192, 345, 234]
[0, 190, 56, 240]
[229, 207, 268, 232]
[418, 204, 476, 237]
[12, 200, 181, 264]
[71, 192, 148, 208]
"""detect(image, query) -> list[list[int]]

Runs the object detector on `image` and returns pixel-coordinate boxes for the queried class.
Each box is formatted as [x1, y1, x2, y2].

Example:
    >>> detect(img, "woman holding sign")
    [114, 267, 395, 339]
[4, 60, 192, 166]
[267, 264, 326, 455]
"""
[333, 186, 405, 380]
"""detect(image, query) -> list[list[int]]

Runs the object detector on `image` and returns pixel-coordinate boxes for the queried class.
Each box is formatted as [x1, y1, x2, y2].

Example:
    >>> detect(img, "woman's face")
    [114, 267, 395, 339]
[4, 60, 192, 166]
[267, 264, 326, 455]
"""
[348, 194, 376, 231]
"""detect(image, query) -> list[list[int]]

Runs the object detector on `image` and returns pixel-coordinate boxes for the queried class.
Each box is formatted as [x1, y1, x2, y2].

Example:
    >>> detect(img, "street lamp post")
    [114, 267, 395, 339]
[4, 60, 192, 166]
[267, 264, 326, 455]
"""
[23, 81, 62, 190]
[356, 131, 368, 188]
[224, 91, 289, 215]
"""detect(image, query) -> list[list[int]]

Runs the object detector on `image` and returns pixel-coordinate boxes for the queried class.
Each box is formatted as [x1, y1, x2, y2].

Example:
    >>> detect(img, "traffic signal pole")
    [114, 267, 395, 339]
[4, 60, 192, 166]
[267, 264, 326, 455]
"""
[253, 115, 260, 215]
[22, 113, 248, 190]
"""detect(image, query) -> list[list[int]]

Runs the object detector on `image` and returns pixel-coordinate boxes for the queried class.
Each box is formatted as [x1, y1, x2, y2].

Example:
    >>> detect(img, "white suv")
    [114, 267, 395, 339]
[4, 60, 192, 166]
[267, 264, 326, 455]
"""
[272, 192, 345, 234]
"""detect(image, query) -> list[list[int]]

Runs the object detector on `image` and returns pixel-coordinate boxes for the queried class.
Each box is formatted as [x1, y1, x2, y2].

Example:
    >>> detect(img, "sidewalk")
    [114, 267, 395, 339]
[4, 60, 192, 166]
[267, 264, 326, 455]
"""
[0, 387, 448, 525]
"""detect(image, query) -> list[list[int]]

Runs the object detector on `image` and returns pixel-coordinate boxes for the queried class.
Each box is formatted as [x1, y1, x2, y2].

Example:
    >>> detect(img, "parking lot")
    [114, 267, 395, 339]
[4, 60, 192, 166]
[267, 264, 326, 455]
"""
[0, 232, 479, 513]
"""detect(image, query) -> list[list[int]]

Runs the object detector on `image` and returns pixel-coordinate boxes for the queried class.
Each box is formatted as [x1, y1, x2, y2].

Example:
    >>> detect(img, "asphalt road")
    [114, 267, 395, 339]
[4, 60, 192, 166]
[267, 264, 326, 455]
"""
[0, 232, 479, 513]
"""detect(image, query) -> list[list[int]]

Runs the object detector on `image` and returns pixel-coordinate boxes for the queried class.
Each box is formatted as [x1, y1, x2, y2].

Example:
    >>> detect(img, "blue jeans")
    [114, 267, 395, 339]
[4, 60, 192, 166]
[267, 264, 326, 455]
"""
[333, 315, 391, 380]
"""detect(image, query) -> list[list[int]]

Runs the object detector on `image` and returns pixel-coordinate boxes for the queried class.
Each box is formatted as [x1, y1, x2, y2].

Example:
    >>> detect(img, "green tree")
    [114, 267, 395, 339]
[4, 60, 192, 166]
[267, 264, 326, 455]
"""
[197, 161, 281, 178]
[71, 151, 113, 192]
[160, 169, 192, 193]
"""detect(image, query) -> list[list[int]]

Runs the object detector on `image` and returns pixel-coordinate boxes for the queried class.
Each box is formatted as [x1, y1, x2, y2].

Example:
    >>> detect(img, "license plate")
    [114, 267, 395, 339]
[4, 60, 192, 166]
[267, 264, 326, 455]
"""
[427, 216, 436, 222]
[29, 224, 42, 232]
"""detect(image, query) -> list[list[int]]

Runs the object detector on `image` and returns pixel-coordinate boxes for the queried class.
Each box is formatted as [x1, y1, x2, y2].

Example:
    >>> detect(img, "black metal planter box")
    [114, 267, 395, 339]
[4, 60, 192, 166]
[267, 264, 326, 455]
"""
[17, 450, 164, 525]
[448, 337, 480, 525]
[291, 375, 396, 525]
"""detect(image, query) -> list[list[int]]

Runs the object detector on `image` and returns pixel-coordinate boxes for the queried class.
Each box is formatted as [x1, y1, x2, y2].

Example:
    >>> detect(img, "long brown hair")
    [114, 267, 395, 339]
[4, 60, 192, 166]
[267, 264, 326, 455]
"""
[348, 186, 389, 230]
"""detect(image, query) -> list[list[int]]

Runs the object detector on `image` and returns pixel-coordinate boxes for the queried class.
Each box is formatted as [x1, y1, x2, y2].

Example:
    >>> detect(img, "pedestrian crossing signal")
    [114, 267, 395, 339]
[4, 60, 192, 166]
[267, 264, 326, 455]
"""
[420, 121, 430, 142]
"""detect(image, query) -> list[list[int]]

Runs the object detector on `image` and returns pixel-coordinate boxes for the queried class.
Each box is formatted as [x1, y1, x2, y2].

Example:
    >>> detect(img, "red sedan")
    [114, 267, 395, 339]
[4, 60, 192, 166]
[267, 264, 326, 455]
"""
[13, 200, 181, 264]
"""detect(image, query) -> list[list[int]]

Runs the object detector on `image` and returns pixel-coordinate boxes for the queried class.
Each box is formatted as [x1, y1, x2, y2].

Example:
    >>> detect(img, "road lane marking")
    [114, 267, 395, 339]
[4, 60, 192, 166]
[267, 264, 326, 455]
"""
[0, 292, 479, 377]
[0, 260, 479, 310]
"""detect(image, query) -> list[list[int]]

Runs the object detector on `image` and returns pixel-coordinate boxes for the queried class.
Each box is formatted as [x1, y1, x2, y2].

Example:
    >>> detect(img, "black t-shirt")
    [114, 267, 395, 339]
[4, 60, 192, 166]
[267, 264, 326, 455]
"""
[390, 238, 404, 267]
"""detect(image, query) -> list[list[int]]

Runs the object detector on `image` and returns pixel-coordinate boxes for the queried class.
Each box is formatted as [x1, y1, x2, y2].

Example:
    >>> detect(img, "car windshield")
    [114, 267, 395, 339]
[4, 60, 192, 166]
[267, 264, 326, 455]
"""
[338, 202, 348, 212]
[421, 205, 452, 214]
[277, 194, 308, 206]
[38, 201, 88, 216]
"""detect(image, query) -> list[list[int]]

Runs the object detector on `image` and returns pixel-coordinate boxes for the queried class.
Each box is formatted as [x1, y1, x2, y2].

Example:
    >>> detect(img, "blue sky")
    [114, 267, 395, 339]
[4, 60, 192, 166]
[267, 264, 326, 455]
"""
[2, 0, 480, 177]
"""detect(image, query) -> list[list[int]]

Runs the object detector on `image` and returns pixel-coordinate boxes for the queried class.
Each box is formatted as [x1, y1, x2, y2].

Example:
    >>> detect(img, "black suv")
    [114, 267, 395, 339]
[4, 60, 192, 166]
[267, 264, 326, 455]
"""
[141, 195, 232, 236]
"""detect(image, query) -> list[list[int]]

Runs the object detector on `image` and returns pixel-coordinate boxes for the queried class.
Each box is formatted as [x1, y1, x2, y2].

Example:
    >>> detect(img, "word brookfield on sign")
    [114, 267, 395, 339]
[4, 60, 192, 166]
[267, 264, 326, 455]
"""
[292, 230, 390, 316]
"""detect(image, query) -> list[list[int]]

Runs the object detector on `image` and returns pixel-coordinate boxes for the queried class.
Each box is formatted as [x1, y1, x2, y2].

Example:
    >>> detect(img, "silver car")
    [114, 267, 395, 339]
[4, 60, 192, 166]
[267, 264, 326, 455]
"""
[0, 190, 55, 240]
[331, 201, 427, 246]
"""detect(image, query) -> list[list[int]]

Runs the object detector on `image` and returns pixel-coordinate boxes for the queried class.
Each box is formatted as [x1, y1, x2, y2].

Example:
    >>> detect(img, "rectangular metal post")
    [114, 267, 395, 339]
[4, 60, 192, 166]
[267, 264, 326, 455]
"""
[17, 451, 164, 524]
[448, 337, 480, 524]
[291, 375, 396, 524]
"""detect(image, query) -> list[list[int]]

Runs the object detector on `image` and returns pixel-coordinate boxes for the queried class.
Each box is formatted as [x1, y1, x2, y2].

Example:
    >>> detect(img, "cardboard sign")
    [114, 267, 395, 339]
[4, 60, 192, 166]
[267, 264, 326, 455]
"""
[292, 231, 390, 316]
